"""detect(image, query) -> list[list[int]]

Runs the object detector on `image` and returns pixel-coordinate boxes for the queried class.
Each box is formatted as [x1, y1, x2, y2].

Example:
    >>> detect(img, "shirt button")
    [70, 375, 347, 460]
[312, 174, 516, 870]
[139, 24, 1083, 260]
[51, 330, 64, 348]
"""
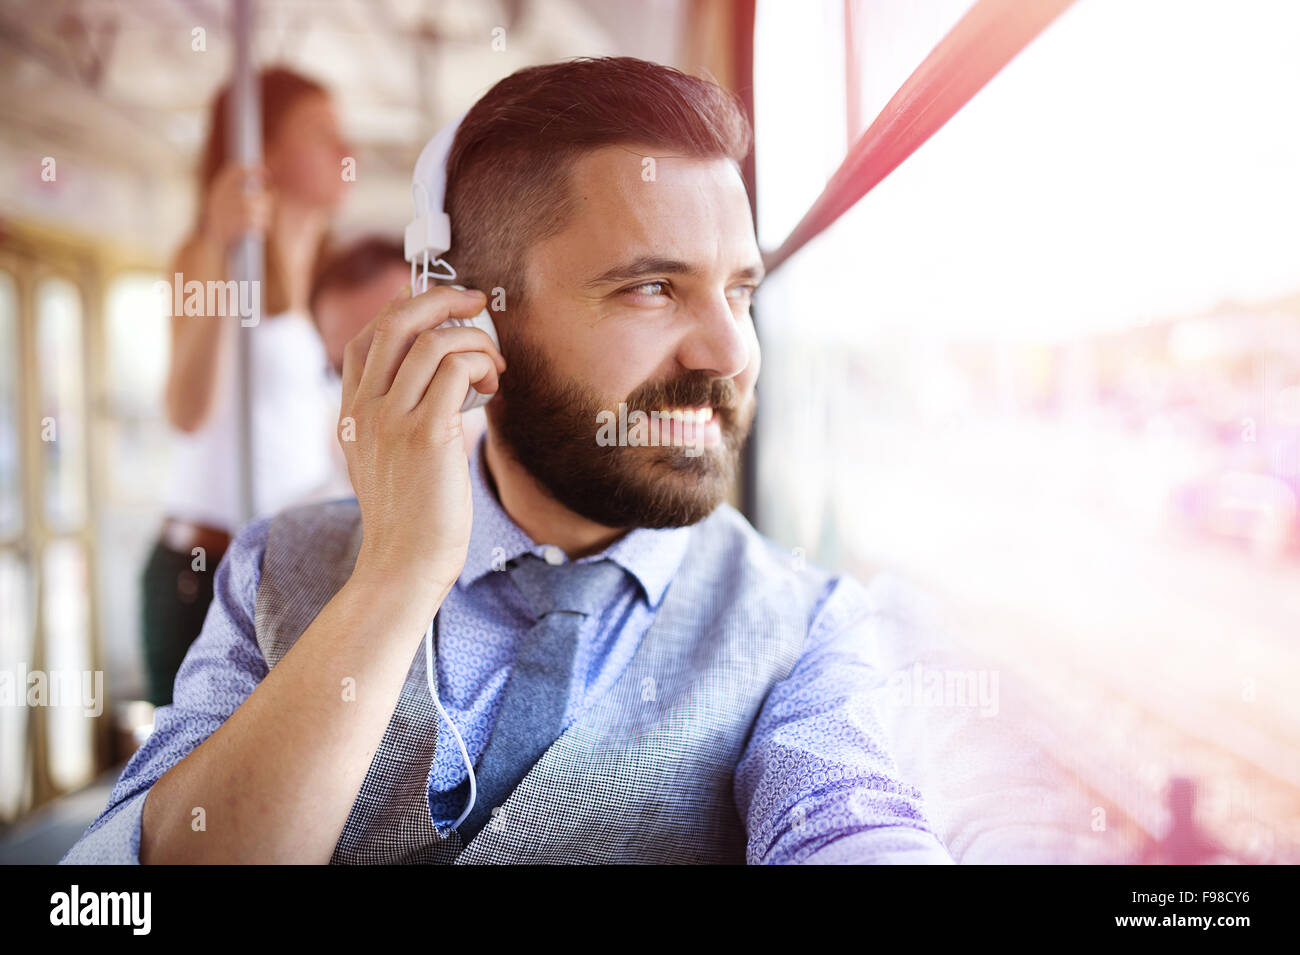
[542, 545, 564, 566]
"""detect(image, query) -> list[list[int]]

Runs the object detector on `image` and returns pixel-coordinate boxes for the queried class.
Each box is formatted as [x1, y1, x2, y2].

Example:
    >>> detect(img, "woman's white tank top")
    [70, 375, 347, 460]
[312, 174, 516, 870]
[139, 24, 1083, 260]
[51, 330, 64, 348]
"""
[161, 310, 353, 532]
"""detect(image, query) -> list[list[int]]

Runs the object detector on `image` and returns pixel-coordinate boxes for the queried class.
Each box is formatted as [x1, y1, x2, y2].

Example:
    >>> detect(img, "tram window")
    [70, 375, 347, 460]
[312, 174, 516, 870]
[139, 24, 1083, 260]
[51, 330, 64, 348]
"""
[754, 0, 1300, 862]
[103, 270, 170, 503]
[0, 549, 31, 820]
[0, 270, 27, 821]
[98, 270, 170, 703]
[42, 537, 94, 792]
[845, 0, 978, 135]
[0, 272, 19, 538]
[34, 277, 88, 532]
[754, 0, 978, 251]
[33, 275, 97, 792]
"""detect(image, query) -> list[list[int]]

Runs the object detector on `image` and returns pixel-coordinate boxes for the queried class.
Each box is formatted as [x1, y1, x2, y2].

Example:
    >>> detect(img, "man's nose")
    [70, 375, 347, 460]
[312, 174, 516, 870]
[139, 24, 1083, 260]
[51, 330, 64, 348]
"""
[676, 292, 749, 380]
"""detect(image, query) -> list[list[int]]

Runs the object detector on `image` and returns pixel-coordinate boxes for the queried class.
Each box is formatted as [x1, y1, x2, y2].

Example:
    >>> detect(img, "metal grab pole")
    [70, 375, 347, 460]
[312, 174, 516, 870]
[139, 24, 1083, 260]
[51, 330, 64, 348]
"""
[229, 0, 261, 524]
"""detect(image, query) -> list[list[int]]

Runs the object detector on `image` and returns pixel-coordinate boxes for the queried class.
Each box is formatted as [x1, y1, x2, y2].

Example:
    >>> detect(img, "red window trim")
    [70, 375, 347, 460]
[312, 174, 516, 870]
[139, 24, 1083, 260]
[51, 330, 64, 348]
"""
[763, 0, 1078, 274]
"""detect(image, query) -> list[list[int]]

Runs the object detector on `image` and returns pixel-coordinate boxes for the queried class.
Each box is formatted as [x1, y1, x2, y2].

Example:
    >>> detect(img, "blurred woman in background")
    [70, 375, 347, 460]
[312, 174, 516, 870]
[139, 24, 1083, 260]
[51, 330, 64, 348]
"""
[144, 66, 349, 706]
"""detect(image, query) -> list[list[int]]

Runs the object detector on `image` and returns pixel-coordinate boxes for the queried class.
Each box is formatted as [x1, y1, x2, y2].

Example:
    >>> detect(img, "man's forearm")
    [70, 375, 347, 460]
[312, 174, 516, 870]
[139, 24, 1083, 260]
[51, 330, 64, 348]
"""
[140, 569, 446, 864]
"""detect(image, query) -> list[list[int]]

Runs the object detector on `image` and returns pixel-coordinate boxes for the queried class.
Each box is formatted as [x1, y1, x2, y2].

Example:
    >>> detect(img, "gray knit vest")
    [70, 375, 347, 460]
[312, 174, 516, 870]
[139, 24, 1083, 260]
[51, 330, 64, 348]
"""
[253, 498, 829, 864]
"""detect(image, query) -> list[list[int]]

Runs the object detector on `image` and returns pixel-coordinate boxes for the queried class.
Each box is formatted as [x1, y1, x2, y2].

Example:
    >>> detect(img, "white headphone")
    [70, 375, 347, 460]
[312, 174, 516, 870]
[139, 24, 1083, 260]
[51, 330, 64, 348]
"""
[404, 112, 501, 415]
[407, 111, 487, 837]
[405, 112, 461, 291]
[424, 614, 476, 838]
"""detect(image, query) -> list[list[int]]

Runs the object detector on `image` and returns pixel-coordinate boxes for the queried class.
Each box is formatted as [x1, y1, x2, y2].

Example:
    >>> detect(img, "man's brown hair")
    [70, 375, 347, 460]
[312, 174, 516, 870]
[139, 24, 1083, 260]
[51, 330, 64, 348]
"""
[444, 56, 752, 312]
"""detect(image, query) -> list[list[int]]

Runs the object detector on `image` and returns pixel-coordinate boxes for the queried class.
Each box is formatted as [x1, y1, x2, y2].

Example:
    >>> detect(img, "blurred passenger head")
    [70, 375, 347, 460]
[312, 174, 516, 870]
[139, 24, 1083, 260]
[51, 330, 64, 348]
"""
[445, 57, 761, 529]
[194, 66, 347, 316]
[310, 236, 408, 375]
[199, 66, 348, 214]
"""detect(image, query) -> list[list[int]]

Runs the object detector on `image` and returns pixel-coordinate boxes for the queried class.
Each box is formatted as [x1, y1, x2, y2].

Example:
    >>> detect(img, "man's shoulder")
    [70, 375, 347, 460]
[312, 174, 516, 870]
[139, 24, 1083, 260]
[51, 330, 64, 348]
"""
[695, 502, 837, 602]
[245, 496, 362, 596]
[228, 495, 359, 559]
[250, 496, 363, 665]
[272, 494, 361, 530]
[255, 495, 361, 554]
[696, 506, 948, 634]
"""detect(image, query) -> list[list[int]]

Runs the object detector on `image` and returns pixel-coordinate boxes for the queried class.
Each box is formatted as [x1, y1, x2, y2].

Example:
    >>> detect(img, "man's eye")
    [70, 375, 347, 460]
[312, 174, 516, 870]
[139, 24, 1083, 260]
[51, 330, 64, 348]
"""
[728, 283, 758, 302]
[625, 281, 669, 296]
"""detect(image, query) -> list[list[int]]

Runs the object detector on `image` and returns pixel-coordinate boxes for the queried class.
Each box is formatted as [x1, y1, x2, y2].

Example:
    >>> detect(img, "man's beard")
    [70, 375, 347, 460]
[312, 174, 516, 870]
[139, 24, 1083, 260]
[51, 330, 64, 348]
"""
[486, 332, 755, 529]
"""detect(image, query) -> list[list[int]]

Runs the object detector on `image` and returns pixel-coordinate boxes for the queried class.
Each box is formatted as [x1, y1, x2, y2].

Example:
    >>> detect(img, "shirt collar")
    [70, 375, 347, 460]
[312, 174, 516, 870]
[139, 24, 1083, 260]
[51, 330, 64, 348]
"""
[460, 434, 690, 608]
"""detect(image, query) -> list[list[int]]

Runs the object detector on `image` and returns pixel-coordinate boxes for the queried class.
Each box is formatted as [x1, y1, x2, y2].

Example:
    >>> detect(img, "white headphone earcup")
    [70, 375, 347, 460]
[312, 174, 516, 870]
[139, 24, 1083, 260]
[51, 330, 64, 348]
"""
[459, 308, 500, 411]
[438, 289, 500, 411]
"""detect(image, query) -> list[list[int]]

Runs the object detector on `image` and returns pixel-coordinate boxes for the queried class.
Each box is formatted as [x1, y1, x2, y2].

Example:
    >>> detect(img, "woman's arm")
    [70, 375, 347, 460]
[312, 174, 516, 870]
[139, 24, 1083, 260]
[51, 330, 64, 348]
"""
[163, 234, 233, 432]
[164, 162, 270, 433]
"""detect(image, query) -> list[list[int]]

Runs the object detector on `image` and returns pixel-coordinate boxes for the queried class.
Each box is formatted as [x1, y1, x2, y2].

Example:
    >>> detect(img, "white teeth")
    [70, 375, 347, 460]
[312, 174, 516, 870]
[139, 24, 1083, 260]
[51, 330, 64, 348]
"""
[655, 406, 713, 423]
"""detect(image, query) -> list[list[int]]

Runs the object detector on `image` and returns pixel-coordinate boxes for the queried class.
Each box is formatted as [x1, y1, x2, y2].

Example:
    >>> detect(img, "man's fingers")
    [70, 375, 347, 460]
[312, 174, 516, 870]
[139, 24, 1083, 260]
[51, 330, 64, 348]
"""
[356, 286, 490, 401]
[341, 284, 410, 406]
[418, 351, 500, 422]
[388, 326, 505, 412]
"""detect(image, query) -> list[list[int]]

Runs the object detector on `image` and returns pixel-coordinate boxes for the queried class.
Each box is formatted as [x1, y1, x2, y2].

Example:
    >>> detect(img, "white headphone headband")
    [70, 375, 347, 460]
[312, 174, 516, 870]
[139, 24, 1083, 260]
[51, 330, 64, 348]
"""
[405, 111, 468, 291]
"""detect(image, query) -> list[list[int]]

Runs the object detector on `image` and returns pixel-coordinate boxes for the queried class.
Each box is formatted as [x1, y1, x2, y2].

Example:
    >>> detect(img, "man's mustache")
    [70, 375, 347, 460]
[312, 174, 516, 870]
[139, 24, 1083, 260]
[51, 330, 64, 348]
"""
[625, 373, 742, 422]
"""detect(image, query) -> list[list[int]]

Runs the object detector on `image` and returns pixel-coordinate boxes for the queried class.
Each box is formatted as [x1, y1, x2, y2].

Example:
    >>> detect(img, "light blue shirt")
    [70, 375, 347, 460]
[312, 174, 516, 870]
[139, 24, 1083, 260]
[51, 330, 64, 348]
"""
[62, 436, 952, 864]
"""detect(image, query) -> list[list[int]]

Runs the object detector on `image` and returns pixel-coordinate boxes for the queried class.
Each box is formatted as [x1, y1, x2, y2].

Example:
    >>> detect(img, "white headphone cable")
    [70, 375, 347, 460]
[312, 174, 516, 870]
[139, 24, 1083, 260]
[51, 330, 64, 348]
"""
[424, 617, 477, 836]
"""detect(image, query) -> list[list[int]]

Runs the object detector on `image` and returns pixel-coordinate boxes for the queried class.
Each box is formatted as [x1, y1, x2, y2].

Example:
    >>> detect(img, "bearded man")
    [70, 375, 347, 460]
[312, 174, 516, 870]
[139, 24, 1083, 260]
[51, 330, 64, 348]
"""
[64, 57, 952, 866]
